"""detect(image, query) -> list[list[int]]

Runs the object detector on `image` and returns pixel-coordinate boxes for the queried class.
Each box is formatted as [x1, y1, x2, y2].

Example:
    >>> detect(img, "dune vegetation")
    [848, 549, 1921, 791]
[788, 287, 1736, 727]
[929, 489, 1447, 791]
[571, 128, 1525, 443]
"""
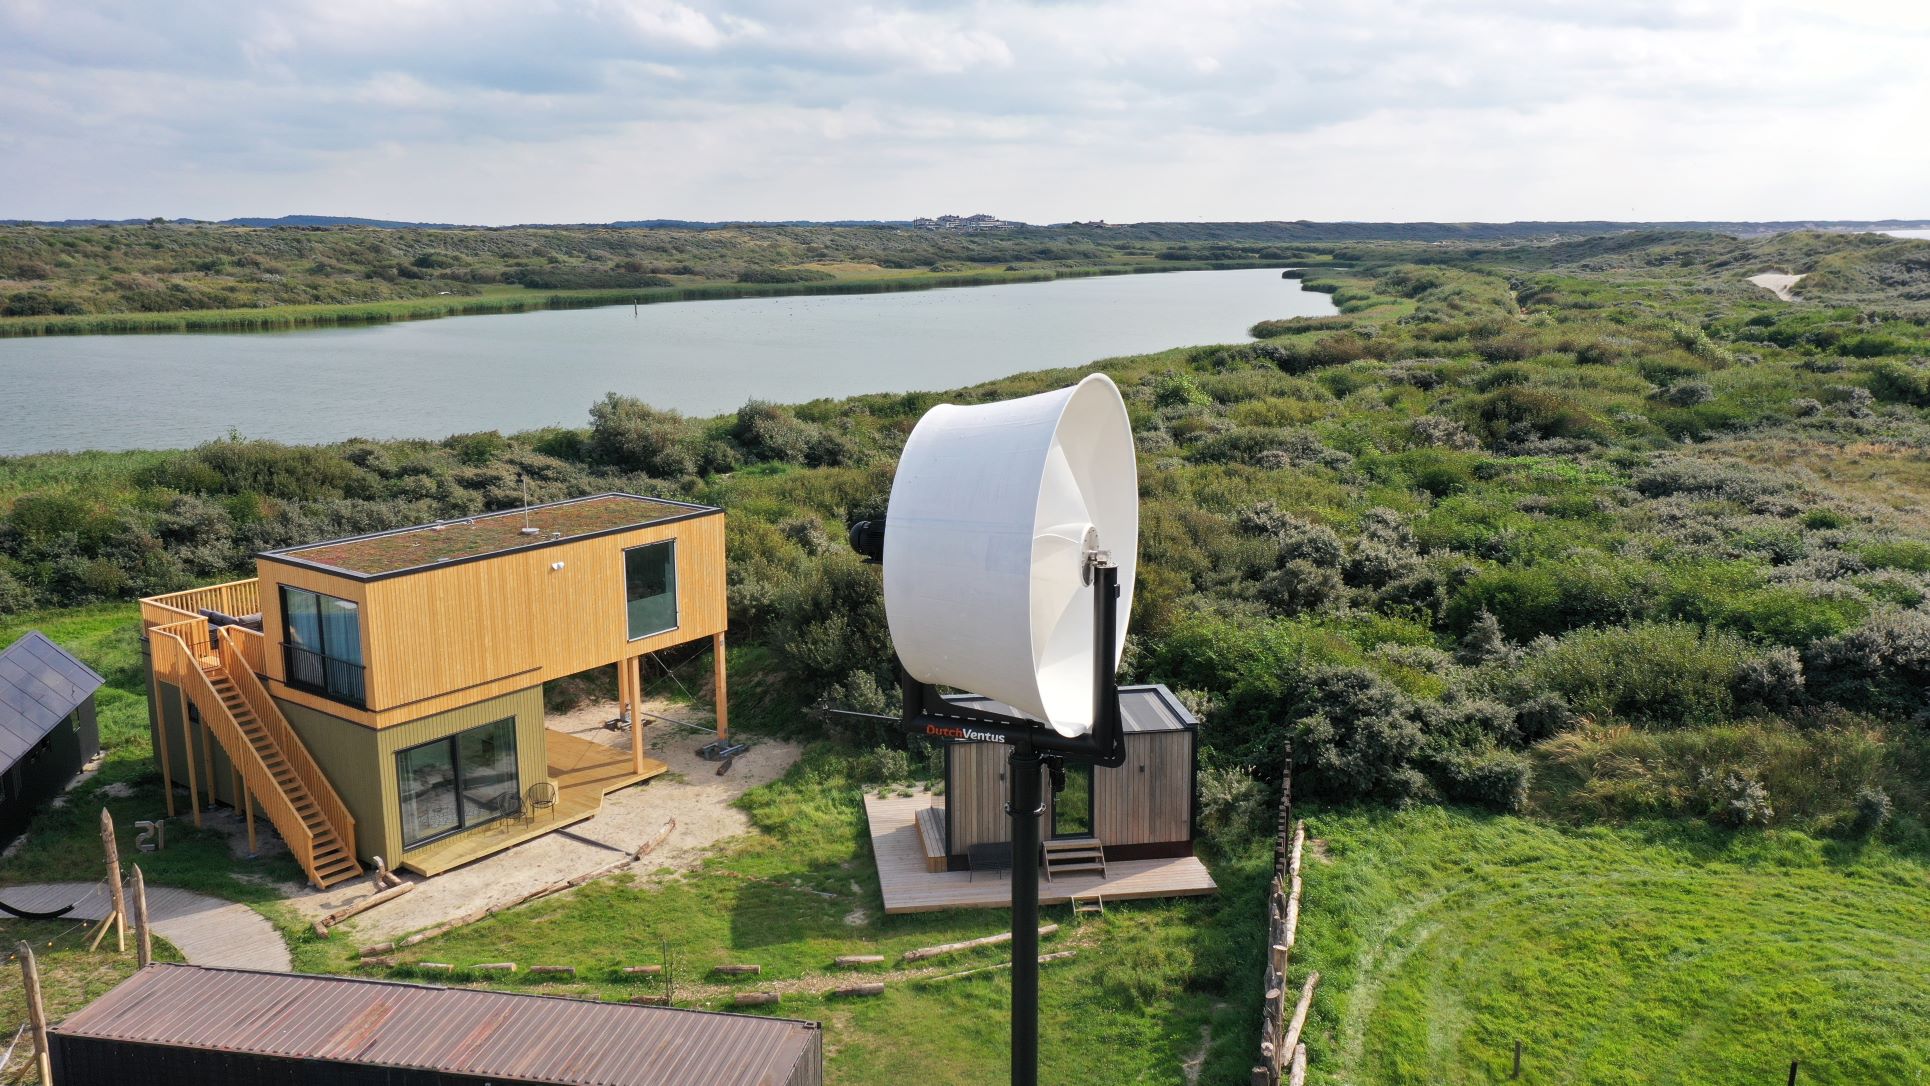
[0, 221, 1319, 335]
[4, 227, 1930, 1082]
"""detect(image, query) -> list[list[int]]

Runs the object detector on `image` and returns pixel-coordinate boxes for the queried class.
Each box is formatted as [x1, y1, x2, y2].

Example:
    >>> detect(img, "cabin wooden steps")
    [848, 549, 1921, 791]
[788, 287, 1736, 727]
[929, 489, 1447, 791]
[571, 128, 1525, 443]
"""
[1043, 838, 1106, 882]
[1071, 893, 1104, 916]
[191, 665, 364, 890]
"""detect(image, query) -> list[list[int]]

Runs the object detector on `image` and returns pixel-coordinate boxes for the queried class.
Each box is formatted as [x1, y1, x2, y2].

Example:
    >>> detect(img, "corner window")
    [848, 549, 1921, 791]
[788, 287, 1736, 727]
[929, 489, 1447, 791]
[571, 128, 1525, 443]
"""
[397, 717, 519, 848]
[281, 586, 365, 707]
[624, 540, 678, 640]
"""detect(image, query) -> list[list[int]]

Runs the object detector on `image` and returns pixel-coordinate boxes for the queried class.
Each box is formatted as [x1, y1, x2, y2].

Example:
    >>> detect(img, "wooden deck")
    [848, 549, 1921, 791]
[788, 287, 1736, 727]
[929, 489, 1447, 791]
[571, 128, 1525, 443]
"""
[863, 793, 1218, 914]
[401, 729, 666, 876]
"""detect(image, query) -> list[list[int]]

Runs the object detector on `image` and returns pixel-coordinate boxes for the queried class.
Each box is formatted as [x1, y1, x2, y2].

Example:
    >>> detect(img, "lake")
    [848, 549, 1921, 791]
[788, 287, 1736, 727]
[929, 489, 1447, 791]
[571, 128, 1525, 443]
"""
[0, 268, 1333, 455]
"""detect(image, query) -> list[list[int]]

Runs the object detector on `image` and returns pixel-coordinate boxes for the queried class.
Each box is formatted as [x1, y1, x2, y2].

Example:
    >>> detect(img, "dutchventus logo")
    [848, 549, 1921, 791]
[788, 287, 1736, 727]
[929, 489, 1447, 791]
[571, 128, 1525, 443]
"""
[923, 724, 1006, 743]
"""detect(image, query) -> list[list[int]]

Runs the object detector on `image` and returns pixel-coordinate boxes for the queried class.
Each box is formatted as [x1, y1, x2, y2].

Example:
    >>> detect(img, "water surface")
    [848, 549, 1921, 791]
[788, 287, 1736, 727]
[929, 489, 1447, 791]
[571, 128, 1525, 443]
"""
[0, 268, 1332, 454]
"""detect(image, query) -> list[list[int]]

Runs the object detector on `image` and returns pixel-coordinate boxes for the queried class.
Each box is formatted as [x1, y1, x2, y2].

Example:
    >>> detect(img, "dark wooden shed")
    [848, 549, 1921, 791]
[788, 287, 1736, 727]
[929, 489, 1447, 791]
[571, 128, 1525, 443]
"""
[50, 964, 824, 1086]
[0, 630, 103, 851]
[942, 684, 1198, 872]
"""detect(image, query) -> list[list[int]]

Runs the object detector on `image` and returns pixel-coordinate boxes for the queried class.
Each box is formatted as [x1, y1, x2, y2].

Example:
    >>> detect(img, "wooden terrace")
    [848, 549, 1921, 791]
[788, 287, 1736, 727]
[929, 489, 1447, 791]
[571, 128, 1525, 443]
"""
[863, 792, 1217, 914]
[400, 729, 666, 877]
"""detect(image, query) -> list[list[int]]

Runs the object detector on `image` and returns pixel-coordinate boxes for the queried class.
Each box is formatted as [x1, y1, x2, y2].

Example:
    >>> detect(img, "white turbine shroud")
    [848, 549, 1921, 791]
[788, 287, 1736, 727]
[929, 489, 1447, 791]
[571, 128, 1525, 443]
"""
[883, 373, 1138, 736]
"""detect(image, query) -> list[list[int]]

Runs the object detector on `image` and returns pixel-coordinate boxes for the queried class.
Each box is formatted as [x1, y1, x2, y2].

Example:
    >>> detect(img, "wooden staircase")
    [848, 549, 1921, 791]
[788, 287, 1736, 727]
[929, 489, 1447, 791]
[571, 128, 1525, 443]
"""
[203, 666, 362, 888]
[150, 618, 363, 890]
[1043, 837, 1107, 882]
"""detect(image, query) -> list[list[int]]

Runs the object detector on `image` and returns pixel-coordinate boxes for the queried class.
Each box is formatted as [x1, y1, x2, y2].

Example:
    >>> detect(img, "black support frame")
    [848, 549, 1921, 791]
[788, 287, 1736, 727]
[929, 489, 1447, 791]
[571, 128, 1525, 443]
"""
[895, 560, 1125, 1086]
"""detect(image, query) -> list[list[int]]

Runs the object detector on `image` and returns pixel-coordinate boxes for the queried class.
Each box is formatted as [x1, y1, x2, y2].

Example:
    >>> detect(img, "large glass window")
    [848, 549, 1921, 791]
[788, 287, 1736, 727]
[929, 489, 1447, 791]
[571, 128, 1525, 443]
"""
[397, 718, 518, 847]
[281, 586, 365, 706]
[625, 540, 678, 640]
[1052, 763, 1094, 838]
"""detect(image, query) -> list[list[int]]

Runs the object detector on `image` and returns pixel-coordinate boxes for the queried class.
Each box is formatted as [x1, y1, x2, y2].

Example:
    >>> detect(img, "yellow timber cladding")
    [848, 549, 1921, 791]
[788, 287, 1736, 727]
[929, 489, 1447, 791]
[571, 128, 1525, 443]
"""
[258, 510, 726, 728]
[278, 687, 545, 867]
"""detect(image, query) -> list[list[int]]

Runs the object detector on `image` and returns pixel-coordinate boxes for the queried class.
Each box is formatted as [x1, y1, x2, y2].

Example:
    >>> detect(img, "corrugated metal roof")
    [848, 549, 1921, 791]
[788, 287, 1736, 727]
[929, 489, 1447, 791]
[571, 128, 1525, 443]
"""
[51, 965, 819, 1086]
[0, 630, 104, 774]
[944, 683, 1197, 734]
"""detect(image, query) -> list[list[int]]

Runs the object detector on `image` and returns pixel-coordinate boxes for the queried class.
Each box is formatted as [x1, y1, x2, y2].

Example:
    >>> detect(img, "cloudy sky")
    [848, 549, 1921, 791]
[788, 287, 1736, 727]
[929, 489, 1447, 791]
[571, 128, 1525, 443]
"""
[3, 0, 1927, 224]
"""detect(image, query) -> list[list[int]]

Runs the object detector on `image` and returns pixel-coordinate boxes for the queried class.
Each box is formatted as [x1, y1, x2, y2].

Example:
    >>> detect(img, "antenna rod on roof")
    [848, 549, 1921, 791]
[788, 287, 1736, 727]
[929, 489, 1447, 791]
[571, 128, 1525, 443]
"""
[519, 474, 540, 536]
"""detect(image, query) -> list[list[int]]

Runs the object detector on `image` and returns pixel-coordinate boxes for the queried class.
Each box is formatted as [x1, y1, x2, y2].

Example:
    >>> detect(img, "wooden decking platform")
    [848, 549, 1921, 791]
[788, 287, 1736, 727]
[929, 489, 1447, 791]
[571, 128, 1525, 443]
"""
[863, 793, 1217, 914]
[401, 729, 666, 876]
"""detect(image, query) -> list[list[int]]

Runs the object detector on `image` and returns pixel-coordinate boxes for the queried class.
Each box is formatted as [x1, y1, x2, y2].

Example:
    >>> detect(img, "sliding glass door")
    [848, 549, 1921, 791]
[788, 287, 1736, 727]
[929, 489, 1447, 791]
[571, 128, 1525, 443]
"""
[397, 718, 519, 848]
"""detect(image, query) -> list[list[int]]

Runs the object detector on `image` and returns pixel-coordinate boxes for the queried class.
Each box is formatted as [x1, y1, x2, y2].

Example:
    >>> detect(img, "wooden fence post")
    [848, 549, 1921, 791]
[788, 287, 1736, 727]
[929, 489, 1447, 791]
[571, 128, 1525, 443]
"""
[132, 864, 154, 968]
[101, 807, 126, 952]
[1513, 1039, 1522, 1079]
[1788, 1061, 1800, 1086]
[18, 940, 52, 1085]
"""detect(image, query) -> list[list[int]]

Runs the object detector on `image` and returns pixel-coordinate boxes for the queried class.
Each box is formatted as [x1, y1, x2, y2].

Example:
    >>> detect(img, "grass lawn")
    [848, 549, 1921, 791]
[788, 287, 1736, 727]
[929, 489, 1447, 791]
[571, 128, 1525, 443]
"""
[1296, 806, 1930, 1086]
[315, 745, 1274, 1086]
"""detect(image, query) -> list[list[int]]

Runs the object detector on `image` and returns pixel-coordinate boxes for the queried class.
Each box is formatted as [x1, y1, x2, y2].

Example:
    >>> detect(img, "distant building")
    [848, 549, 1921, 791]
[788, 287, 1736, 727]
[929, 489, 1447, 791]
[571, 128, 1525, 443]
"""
[0, 631, 104, 850]
[911, 213, 1022, 232]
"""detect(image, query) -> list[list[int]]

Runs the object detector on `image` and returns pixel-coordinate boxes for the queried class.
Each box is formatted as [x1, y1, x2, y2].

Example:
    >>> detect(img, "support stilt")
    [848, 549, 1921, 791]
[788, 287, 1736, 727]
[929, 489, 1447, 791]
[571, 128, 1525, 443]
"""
[712, 632, 730, 740]
[630, 656, 647, 776]
[180, 690, 201, 828]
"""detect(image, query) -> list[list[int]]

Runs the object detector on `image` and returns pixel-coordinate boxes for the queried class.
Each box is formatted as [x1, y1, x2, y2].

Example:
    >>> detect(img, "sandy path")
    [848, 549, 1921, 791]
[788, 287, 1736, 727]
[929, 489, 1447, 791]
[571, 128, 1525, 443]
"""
[1748, 272, 1804, 301]
[0, 881, 290, 970]
[283, 698, 799, 943]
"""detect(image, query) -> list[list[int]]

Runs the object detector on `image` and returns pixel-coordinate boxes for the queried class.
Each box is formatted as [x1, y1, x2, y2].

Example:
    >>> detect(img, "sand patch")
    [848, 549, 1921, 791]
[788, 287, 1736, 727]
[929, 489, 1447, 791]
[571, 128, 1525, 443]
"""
[282, 697, 799, 943]
[1748, 272, 1804, 301]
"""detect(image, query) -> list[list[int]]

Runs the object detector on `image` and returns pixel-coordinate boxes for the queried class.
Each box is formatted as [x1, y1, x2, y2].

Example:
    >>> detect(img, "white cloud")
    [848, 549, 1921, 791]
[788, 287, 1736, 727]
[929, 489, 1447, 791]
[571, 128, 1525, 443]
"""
[1, 0, 1926, 222]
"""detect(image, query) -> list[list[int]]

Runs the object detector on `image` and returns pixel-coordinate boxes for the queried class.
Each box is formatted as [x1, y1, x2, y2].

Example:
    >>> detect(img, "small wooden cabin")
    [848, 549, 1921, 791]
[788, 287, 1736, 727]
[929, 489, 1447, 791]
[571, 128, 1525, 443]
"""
[49, 964, 824, 1086]
[138, 493, 728, 887]
[0, 631, 104, 851]
[941, 683, 1198, 870]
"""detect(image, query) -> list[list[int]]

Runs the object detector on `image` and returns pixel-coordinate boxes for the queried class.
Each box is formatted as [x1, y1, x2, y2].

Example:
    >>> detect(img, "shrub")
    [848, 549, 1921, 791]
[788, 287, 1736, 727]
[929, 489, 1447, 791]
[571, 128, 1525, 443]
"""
[1514, 623, 1752, 728]
[1803, 610, 1930, 716]
[1866, 360, 1930, 406]
[1152, 370, 1211, 408]
[1465, 386, 1606, 445]
[1197, 764, 1268, 845]
[1258, 559, 1345, 616]
[733, 400, 818, 464]
[1853, 786, 1893, 836]
[1431, 746, 1532, 812]
[1730, 646, 1805, 712]
[736, 266, 835, 284]
[587, 393, 703, 477]
[444, 430, 508, 466]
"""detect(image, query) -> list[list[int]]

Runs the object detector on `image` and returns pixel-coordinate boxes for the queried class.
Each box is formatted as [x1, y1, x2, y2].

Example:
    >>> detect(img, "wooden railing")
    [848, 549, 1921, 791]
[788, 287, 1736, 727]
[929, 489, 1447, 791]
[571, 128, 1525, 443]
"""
[149, 618, 324, 882]
[151, 616, 214, 667]
[140, 578, 261, 632]
[219, 631, 356, 863]
[226, 622, 268, 674]
[1255, 745, 1318, 1086]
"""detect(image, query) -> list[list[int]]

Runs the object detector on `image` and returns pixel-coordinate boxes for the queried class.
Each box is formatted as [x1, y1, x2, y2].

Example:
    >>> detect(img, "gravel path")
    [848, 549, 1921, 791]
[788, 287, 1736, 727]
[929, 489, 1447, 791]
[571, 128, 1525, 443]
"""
[0, 881, 290, 971]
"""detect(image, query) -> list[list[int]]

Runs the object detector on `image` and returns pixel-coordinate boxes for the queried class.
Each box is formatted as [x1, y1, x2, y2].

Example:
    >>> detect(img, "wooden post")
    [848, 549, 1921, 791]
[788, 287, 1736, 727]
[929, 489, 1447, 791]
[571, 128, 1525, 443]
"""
[101, 808, 126, 952]
[179, 690, 201, 827]
[132, 864, 153, 968]
[629, 656, 647, 776]
[18, 940, 52, 1085]
[157, 686, 177, 818]
[243, 780, 256, 855]
[199, 714, 216, 811]
[1513, 1039, 1522, 1080]
[711, 632, 729, 739]
[1789, 1061, 1800, 1086]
